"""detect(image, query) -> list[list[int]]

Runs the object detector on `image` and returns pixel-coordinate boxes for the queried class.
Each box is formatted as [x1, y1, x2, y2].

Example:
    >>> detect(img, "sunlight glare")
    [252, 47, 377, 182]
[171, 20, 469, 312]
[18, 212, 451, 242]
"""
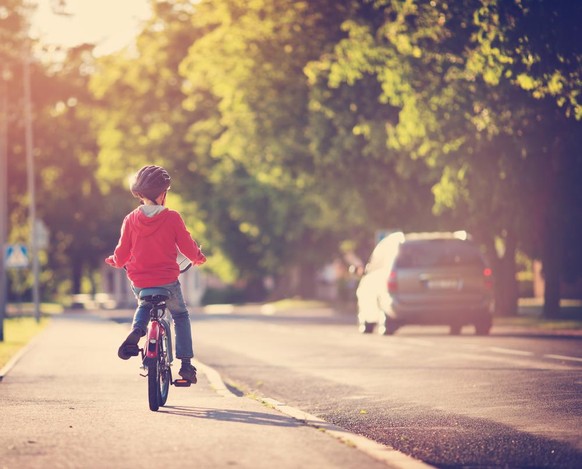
[31, 0, 152, 55]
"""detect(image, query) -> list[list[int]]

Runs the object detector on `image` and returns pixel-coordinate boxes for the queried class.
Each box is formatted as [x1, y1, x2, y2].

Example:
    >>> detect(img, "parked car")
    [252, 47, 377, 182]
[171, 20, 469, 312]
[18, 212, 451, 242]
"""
[356, 231, 494, 335]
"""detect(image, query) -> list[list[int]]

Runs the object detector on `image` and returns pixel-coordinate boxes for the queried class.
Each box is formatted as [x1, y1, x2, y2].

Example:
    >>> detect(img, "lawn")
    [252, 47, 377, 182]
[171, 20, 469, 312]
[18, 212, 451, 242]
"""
[0, 317, 50, 371]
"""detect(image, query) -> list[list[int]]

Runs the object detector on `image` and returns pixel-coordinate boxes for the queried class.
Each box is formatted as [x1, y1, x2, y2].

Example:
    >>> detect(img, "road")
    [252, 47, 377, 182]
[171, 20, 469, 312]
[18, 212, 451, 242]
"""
[1, 306, 581, 468]
[189, 305, 582, 468]
[0, 313, 395, 469]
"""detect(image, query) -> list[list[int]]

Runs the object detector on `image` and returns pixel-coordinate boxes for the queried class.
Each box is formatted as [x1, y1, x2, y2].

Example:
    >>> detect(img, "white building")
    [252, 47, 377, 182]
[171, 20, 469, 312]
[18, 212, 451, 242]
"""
[101, 265, 206, 309]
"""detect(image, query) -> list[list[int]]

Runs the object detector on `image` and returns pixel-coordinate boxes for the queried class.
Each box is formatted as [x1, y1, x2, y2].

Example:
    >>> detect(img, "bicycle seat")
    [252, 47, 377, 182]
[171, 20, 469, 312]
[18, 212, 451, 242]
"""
[139, 287, 170, 303]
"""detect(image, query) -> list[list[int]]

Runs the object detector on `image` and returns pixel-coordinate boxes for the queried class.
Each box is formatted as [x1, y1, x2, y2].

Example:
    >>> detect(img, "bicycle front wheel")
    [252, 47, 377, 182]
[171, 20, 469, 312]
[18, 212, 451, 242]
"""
[158, 337, 171, 406]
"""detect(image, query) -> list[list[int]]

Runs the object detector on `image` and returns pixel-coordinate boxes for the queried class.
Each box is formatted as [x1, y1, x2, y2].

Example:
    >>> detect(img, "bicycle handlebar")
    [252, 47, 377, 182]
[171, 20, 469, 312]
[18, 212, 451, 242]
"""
[177, 252, 192, 273]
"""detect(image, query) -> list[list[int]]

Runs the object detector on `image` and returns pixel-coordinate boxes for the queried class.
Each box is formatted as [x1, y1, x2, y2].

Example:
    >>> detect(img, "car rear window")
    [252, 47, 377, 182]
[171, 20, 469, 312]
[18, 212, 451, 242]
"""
[394, 240, 485, 268]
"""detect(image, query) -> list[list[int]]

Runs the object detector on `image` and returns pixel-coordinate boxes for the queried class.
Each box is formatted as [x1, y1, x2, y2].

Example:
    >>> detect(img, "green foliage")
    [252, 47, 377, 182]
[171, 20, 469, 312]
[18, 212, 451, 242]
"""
[469, 0, 582, 119]
[2, 0, 580, 309]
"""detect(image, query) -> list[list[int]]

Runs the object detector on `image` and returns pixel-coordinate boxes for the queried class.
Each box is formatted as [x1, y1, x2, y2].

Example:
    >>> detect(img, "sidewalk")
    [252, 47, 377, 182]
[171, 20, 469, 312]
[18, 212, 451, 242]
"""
[0, 312, 415, 469]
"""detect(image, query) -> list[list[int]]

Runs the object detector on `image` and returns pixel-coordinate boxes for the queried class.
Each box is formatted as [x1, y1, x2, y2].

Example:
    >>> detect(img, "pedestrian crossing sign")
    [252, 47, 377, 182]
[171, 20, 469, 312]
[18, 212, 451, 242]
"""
[5, 244, 29, 268]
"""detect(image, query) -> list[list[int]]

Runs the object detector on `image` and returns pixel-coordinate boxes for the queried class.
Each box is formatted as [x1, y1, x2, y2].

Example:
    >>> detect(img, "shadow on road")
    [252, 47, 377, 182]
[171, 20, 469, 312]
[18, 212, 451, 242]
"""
[158, 406, 302, 427]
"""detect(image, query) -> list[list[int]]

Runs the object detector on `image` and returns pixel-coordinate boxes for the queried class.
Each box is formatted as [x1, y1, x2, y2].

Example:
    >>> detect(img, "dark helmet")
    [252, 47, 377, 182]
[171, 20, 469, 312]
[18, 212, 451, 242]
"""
[130, 165, 171, 202]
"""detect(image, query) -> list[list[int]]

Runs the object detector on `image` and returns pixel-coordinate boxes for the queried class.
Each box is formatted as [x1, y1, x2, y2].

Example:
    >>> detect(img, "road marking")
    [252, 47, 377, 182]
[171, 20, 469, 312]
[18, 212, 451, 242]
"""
[198, 361, 435, 469]
[543, 354, 582, 363]
[488, 347, 533, 357]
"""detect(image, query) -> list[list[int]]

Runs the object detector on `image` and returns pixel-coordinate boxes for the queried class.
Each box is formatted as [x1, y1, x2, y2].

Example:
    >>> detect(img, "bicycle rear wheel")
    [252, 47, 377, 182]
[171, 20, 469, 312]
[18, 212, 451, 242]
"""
[147, 342, 171, 411]
[147, 359, 161, 411]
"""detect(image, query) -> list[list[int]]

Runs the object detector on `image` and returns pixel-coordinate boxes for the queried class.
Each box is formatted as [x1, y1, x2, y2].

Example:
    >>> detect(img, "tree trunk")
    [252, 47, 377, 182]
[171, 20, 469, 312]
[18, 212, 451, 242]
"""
[542, 227, 561, 318]
[298, 263, 318, 299]
[493, 230, 519, 316]
[541, 180, 563, 318]
[71, 259, 83, 295]
[270, 267, 299, 300]
[244, 276, 267, 302]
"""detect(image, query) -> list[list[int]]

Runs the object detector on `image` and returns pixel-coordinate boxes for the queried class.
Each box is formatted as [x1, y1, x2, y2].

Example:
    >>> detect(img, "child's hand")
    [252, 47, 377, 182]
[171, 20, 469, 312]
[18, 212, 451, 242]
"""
[196, 247, 206, 266]
[196, 253, 206, 266]
[105, 255, 116, 267]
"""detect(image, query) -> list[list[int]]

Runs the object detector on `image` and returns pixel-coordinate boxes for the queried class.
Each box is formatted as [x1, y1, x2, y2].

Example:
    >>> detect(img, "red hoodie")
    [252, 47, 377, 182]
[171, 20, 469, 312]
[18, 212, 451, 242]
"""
[106, 207, 205, 288]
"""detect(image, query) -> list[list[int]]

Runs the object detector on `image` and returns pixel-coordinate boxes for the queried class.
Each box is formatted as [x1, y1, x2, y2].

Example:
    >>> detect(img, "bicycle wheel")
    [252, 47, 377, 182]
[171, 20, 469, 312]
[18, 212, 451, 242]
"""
[147, 358, 160, 411]
[158, 333, 171, 406]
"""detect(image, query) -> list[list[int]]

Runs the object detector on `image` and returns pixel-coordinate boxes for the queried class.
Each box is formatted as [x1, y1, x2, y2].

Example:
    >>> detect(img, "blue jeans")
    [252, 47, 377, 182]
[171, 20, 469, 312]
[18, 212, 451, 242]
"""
[131, 280, 194, 360]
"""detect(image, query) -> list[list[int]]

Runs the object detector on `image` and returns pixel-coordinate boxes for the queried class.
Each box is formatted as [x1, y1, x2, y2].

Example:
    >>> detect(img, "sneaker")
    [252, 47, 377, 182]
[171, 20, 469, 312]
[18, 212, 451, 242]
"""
[179, 363, 197, 383]
[117, 329, 143, 360]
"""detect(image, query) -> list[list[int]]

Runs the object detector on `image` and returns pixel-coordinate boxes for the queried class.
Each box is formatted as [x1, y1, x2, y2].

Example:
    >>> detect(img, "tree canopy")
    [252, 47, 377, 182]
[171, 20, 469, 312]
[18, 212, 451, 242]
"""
[2, 0, 581, 315]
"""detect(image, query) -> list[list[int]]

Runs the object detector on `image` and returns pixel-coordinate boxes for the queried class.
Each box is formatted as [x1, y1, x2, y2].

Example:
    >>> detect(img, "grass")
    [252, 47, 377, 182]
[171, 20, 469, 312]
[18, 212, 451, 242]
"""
[0, 317, 50, 371]
[495, 316, 582, 331]
[6, 303, 64, 315]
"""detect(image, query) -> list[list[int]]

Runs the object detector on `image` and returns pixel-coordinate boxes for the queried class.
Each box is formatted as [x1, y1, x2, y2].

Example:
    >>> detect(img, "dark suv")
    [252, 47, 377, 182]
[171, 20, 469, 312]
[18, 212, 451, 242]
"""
[356, 232, 494, 335]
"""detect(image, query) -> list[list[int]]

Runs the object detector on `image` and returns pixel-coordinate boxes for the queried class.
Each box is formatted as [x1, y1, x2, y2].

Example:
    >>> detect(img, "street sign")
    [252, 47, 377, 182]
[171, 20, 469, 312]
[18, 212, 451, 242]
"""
[5, 243, 29, 268]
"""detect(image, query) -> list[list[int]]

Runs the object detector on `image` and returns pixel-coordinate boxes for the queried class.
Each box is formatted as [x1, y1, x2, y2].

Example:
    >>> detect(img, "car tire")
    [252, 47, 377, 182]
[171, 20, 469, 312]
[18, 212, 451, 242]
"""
[359, 321, 376, 334]
[449, 323, 462, 335]
[378, 316, 399, 336]
[474, 315, 492, 336]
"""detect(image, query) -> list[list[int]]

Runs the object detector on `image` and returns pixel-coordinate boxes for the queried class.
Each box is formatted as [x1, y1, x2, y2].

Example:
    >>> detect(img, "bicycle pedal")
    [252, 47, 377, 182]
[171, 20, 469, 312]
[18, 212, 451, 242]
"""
[173, 379, 192, 387]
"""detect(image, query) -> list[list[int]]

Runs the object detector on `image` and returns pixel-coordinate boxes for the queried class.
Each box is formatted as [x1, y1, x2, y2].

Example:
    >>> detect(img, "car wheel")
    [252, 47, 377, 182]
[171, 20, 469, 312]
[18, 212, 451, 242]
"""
[449, 323, 462, 335]
[378, 316, 399, 336]
[359, 321, 376, 334]
[474, 315, 492, 335]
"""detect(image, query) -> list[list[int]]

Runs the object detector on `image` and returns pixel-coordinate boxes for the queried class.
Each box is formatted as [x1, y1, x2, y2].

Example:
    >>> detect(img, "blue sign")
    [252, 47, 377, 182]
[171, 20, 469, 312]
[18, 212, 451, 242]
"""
[5, 244, 29, 268]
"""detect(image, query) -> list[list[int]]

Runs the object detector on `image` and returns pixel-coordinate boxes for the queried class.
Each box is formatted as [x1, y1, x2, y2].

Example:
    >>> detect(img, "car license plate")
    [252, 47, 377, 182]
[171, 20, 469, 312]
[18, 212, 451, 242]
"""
[427, 279, 460, 290]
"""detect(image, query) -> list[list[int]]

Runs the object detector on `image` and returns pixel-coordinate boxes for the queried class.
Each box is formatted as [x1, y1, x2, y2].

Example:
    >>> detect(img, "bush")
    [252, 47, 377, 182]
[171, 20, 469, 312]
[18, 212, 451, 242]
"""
[201, 287, 246, 305]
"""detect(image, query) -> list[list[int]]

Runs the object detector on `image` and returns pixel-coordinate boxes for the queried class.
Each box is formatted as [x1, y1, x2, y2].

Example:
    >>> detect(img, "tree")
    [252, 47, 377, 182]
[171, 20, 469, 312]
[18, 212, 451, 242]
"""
[1, 0, 131, 299]
[466, 0, 582, 316]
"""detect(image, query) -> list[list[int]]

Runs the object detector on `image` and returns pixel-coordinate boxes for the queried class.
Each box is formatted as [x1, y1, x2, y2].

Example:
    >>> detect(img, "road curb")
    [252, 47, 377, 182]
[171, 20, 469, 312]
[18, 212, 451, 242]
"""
[197, 359, 435, 469]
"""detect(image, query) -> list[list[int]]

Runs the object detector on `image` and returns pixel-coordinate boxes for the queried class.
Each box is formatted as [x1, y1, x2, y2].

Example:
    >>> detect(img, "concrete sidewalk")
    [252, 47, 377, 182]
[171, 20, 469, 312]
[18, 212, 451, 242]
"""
[0, 313, 414, 469]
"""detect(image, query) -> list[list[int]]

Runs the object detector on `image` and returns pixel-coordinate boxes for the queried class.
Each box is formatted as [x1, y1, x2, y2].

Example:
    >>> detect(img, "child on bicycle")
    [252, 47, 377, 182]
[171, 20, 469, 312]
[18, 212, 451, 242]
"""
[105, 165, 206, 383]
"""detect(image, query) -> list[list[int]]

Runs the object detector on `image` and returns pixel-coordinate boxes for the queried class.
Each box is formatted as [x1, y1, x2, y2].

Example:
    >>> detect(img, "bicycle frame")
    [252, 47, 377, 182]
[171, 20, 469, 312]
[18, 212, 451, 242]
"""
[143, 303, 173, 366]
[137, 287, 192, 411]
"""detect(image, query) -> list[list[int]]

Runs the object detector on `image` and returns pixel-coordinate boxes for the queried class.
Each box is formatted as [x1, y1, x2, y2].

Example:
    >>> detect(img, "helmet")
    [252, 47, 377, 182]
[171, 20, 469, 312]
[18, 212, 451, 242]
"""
[130, 165, 171, 202]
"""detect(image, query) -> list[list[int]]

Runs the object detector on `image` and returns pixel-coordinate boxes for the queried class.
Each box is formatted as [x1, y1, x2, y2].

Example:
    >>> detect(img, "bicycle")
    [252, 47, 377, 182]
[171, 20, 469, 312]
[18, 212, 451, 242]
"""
[129, 254, 194, 411]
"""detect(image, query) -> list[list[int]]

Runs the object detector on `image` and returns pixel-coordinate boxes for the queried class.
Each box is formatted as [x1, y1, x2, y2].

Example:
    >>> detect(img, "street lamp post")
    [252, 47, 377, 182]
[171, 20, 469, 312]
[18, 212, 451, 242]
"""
[23, 51, 40, 323]
[0, 67, 9, 341]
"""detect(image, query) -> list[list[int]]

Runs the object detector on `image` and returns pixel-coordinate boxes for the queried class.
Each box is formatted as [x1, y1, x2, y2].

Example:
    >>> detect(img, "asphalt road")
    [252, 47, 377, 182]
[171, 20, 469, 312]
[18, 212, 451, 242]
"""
[187, 305, 582, 468]
[0, 313, 397, 469]
[2, 307, 581, 468]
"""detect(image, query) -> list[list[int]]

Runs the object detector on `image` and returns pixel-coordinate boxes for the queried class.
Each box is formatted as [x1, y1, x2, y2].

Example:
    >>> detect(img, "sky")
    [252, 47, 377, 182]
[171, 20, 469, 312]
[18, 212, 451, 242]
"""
[31, 0, 152, 55]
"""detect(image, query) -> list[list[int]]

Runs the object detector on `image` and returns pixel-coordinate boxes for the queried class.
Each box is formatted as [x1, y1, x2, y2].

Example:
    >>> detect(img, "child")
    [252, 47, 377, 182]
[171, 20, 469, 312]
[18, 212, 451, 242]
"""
[105, 165, 206, 383]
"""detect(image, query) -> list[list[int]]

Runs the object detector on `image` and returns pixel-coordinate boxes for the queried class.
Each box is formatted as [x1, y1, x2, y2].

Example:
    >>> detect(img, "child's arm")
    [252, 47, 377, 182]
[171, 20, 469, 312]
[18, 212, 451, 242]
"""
[105, 217, 133, 268]
[174, 213, 206, 266]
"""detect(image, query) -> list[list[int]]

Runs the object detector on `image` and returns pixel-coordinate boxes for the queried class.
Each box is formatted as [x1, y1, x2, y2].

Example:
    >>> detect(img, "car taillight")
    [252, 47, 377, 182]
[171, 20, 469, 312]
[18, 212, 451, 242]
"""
[387, 271, 398, 293]
[483, 267, 493, 290]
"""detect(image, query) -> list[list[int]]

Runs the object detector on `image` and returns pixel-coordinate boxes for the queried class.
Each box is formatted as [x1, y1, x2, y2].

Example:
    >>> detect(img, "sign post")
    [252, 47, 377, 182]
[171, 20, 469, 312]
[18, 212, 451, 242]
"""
[23, 50, 40, 323]
[0, 67, 8, 341]
[4, 244, 30, 322]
